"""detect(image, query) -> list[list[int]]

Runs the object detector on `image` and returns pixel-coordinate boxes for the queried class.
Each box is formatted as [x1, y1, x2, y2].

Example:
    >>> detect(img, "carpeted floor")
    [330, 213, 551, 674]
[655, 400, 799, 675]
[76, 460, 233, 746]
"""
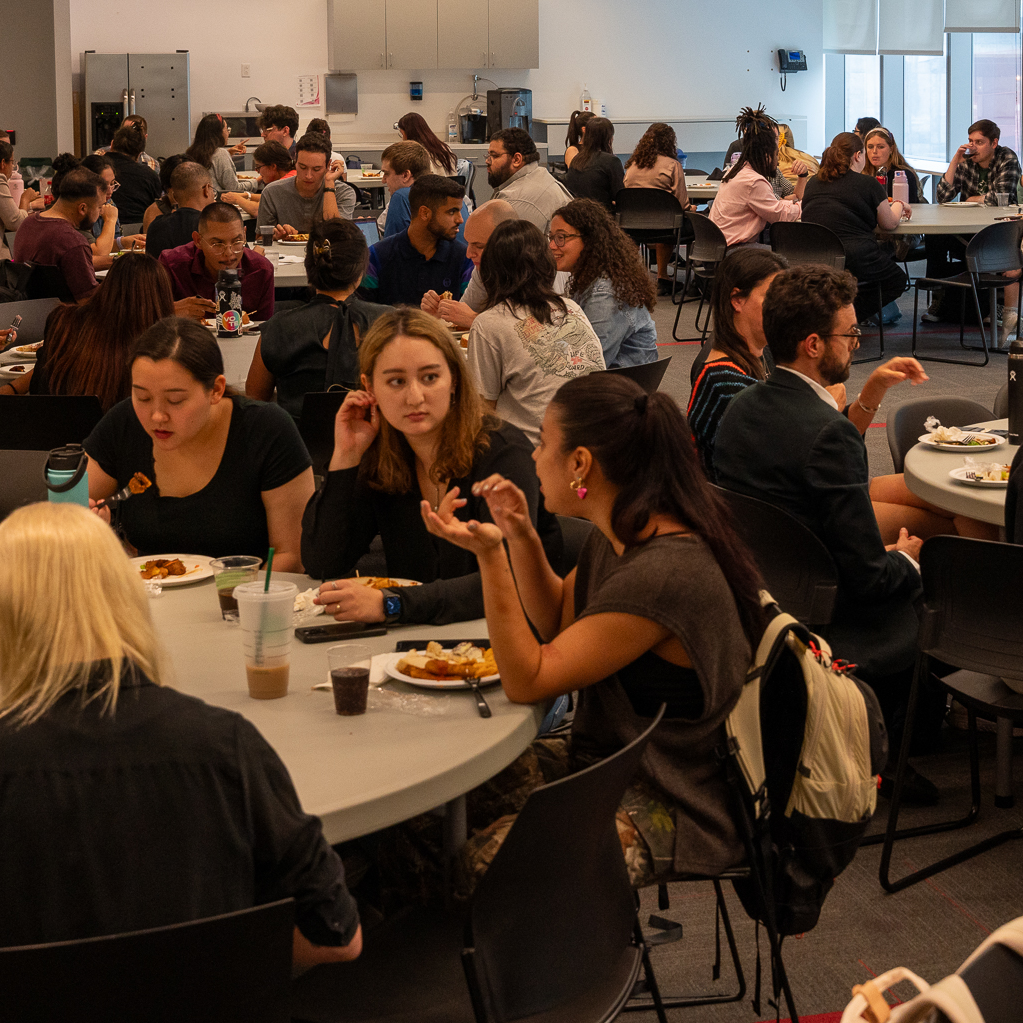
[623, 269, 1022, 1021]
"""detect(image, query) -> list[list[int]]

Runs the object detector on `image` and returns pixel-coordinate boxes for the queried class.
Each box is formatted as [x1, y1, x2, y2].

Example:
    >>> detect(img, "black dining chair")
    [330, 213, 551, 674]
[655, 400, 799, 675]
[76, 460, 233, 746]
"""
[23, 263, 75, 303]
[0, 899, 295, 1023]
[712, 484, 839, 627]
[0, 296, 60, 345]
[0, 394, 103, 451]
[598, 355, 671, 393]
[885, 396, 994, 474]
[0, 449, 48, 520]
[994, 382, 1009, 419]
[613, 188, 688, 302]
[674, 211, 727, 342]
[297, 390, 349, 477]
[911, 219, 1023, 366]
[878, 536, 1023, 893]
[291, 711, 669, 1023]
[769, 221, 886, 364]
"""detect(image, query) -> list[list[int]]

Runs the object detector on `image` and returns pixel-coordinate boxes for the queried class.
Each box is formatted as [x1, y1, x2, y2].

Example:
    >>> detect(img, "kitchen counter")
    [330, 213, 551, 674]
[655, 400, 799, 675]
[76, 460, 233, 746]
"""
[331, 134, 547, 153]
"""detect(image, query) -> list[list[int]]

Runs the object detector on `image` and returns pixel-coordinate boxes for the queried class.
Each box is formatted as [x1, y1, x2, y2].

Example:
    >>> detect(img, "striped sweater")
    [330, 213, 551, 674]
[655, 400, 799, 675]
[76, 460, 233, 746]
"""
[687, 358, 757, 478]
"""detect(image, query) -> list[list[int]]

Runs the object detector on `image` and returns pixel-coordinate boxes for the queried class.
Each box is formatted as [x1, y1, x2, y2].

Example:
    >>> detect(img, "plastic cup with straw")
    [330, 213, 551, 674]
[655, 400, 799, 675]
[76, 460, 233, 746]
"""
[235, 547, 296, 699]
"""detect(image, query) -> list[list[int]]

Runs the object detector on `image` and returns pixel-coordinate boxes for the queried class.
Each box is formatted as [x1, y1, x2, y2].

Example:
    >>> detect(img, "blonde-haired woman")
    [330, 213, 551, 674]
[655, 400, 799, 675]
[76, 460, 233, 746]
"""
[302, 307, 563, 625]
[0, 502, 363, 962]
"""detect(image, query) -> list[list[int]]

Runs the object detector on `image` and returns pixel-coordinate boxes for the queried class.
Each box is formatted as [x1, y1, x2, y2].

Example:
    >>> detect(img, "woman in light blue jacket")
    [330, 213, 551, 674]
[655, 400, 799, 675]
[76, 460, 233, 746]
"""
[548, 198, 658, 368]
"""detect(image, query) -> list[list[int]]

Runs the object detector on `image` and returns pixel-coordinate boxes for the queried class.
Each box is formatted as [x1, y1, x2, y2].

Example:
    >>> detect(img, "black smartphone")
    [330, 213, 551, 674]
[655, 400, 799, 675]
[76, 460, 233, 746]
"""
[295, 622, 389, 644]
[394, 638, 489, 652]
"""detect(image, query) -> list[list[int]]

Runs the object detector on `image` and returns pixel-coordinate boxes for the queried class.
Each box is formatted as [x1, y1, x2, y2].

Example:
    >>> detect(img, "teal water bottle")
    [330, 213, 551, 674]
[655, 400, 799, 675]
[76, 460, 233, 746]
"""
[45, 444, 90, 507]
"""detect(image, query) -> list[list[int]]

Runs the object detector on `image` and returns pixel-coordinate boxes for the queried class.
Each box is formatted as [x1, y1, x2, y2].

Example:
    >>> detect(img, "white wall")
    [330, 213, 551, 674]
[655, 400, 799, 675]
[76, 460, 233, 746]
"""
[67, 0, 825, 152]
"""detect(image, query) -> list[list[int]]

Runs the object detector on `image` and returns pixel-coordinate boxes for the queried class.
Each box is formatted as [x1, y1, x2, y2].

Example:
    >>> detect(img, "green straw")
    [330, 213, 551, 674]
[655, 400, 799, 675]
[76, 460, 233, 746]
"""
[263, 547, 276, 592]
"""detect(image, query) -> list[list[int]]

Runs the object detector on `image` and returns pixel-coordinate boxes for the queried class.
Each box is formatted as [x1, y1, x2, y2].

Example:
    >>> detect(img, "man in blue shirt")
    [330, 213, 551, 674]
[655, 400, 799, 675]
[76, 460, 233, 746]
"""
[363, 175, 473, 306]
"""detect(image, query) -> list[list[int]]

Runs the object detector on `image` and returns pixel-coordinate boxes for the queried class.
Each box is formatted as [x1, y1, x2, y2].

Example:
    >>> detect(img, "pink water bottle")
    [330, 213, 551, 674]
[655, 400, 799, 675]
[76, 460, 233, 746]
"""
[892, 170, 910, 206]
[8, 169, 24, 207]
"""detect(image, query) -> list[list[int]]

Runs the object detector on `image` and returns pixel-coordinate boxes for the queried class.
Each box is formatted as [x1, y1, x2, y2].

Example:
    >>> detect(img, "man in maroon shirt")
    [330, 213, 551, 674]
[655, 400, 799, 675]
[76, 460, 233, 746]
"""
[157, 202, 275, 321]
[12, 167, 104, 302]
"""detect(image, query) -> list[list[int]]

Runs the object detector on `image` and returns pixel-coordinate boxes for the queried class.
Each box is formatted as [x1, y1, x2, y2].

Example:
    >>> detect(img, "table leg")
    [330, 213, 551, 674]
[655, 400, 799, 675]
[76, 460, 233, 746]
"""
[443, 794, 468, 856]
[995, 716, 1015, 809]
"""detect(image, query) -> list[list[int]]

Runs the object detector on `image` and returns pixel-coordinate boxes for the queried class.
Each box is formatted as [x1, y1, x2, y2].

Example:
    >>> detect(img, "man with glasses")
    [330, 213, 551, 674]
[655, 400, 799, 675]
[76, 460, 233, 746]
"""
[257, 104, 301, 161]
[146, 162, 216, 260]
[486, 128, 572, 233]
[714, 265, 940, 805]
[159, 202, 275, 320]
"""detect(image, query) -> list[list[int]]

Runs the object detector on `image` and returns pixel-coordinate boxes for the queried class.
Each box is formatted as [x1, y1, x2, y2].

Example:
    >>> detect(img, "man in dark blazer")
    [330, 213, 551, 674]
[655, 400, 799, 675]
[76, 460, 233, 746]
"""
[715, 265, 937, 800]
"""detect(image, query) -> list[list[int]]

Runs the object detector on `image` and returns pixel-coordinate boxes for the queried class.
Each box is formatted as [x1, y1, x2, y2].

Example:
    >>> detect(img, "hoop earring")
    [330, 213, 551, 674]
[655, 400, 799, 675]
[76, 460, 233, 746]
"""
[570, 477, 588, 500]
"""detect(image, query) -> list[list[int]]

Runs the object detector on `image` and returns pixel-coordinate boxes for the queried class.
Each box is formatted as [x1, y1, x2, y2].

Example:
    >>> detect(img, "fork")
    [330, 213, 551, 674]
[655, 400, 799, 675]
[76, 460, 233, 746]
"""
[464, 676, 492, 718]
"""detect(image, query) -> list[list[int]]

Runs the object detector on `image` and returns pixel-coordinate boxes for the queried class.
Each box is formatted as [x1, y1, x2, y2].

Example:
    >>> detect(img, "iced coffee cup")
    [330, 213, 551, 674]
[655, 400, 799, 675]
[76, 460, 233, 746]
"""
[235, 580, 297, 699]
[327, 644, 372, 715]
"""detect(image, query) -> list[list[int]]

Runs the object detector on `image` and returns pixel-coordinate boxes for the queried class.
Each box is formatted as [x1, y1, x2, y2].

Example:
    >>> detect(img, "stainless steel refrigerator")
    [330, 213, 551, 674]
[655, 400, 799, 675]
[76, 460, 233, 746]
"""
[82, 51, 191, 159]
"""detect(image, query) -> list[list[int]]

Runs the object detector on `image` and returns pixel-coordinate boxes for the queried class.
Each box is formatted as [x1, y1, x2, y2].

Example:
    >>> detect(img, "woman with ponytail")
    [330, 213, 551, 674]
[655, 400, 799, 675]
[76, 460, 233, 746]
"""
[422, 373, 765, 885]
[246, 218, 393, 419]
[710, 105, 801, 246]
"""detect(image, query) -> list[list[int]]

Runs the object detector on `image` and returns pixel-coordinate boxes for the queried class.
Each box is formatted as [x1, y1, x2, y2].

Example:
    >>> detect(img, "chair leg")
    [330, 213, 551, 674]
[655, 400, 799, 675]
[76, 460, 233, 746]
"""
[911, 282, 992, 367]
[633, 920, 669, 1023]
[876, 664, 1023, 892]
[853, 282, 884, 364]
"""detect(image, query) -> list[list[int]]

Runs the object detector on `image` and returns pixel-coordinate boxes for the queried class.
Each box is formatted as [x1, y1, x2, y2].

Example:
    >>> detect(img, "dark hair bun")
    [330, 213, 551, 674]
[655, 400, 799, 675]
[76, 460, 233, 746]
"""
[52, 153, 80, 174]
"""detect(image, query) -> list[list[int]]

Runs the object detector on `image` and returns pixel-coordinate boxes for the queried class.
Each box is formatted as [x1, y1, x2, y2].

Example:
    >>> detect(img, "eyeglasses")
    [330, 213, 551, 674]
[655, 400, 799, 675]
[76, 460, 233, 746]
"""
[485, 150, 507, 164]
[259, 127, 281, 137]
[205, 239, 246, 253]
[547, 231, 582, 248]
[823, 328, 862, 350]
[108, 180, 120, 193]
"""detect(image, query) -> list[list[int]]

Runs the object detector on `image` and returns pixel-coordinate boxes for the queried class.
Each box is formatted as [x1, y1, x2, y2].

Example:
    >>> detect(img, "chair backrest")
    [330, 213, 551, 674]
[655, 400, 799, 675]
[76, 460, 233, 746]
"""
[770, 221, 846, 271]
[886, 396, 994, 474]
[0, 395, 104, 451]
[119, 222, 143, 235]
[4, 231, 16, 252]
[298, 390, 348, 476]
[0, 449, 49, 520]
[555, 514, 594, 575]
[464, 708, 665, 1023]
[685, 210, 728, 263]
[612, 187, 684, 232]
[683, 168, 709, 176]
[24, 263, 75, 303]
[0, 899, 295, 1023]
[597, 355, 671, 393]
[0, 296, 60, 344]
[994, 381, 1009, 420]
[460, 159, 476, 196]
[713, 484, 839, 626]
[965, 219, 1023, 275]
[918, 536, 1023, 684]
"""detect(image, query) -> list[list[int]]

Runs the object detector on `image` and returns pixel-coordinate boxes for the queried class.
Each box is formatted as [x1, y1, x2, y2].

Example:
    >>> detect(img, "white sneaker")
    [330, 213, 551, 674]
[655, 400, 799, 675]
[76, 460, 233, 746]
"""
[920, 297, 942, 323]
[1001, 308, 1018, 336]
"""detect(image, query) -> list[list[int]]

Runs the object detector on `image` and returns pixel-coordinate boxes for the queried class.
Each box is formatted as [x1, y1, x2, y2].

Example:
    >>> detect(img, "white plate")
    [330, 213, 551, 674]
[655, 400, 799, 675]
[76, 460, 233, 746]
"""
[380, 651, 499, 691]
[0, 343, 41, 364]
[917, 432, 1006, 452]
[939, 201, 980, 207]
[276, 239, 308, 247]
[0, 362, 32, 379]
[949, 466, 1009, 487]
[130, 554, 214, 587]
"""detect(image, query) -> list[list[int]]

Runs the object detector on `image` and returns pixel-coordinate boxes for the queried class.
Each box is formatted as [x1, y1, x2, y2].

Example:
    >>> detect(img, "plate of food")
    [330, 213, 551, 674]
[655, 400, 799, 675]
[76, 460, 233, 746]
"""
[917, 428, 1006, 451]
[350, 576, 421, 590]
[383, 641, 499, 690]
[357, 169, 383, 179]
[949, 464, 1010, 487]
[130, 555, 214, 586]
[0, 362, 31, 380]
[277, 233, 310, 246]
[0, 341, 43, 364]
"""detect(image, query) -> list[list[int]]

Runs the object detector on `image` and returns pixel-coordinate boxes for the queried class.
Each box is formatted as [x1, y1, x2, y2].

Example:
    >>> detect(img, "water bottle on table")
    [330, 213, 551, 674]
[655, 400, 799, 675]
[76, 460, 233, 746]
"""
[44, 444, 90, 507]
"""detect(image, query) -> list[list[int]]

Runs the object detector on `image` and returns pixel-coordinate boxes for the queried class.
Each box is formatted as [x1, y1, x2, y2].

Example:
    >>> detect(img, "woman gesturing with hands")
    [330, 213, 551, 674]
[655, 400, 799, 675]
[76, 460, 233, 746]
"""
[300, 308, 563, 627]
[421, 373, 768, 881]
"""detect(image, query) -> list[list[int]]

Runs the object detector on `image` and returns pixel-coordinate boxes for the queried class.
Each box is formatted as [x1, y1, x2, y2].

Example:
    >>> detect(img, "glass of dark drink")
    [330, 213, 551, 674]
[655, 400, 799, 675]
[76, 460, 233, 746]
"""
[209, 556, 262, 621]
[327, 644, 372, 716]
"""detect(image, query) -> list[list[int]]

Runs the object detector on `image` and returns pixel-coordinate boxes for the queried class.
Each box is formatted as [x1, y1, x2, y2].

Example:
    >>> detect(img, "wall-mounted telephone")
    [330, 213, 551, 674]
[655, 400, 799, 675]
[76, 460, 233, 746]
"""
[777, 49, 807, 90]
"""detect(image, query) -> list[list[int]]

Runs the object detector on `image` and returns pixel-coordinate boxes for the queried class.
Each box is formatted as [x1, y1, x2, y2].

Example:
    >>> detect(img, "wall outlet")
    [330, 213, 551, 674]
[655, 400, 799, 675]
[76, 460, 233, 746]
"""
[241, 63, 251, 78]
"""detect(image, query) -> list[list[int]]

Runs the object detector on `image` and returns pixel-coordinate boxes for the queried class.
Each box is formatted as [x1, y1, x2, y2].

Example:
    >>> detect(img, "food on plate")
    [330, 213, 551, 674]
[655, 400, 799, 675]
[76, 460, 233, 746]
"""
[281, 233, 310, 242]
[139, 558, 188, 580]
[396, 641, 497, 681]
[925, 418, 999, 446]
[359, 170, 383, 178]
[14, 341, 44, 354]
[4, 365, 28, 374]
[964, 462, 1010, 482]
[352, 575, 421, 590]
[128, 471, 152, 495]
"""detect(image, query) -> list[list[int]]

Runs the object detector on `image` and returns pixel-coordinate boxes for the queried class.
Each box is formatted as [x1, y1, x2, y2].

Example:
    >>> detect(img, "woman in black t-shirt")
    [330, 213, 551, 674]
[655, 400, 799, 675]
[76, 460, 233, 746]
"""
[801, 131, 909, 321]
[247, 218, 393, 419]
[85, 317, 313, 569]
[564, 117, 625, 211]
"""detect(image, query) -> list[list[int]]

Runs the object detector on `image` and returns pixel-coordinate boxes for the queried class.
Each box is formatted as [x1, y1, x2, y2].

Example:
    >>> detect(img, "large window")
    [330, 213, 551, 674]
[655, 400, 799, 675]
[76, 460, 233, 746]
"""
[972, 33, 1022, 154]
[904, 53, 947, 162]
[845, 55, 881, 132]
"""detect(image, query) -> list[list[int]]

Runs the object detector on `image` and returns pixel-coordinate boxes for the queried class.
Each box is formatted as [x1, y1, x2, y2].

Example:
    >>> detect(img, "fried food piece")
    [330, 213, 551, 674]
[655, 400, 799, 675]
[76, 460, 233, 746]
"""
[139, 557, 187, 579]
[440, 290, 452, 301]
[396, 643, 496, 681]
[128, 472, 152, 495]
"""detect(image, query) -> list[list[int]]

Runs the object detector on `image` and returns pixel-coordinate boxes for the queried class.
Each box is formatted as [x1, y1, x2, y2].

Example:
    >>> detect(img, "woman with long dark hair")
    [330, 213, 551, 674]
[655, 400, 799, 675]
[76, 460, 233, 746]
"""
[301, 307, 562, 625]
[564, 117, 624, 210]
[564, 110, 595, 168]
[468, 219, 604, 444]
[624, 122, 689, 293]
[24, 253, 175, 410]
[422, 372, 765, 886]
[85, 317, 313, 568]
[710, 105, 801, 246]
[141, 154, 186, 232]
[185, 113, 243, 192]
[687, 249, 787, 475]
[246, 218, 393, 418]
[549, 198, 656, 367]
[801, 131, 908, 322]
[398, 111, 457, 175]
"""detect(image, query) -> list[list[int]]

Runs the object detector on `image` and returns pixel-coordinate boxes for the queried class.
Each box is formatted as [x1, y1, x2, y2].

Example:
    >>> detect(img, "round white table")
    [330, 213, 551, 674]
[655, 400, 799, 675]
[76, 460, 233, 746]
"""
[903, 419, 1015, 528]
[892, 203, 1016, 235]
[149, 570, 541, 846]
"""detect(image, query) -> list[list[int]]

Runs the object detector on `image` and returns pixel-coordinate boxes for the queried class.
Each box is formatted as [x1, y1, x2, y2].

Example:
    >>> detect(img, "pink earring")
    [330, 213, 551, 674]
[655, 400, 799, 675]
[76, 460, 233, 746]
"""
[570, 477, 587, 500]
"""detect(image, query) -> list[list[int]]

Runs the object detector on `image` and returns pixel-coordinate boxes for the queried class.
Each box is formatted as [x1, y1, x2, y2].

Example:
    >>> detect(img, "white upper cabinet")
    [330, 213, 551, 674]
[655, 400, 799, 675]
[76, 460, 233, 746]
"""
[386, 0, 438, 69]
[438, 0, 489, 70]
[328, 0, 387, 71]
[488, 0, 539, 68]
